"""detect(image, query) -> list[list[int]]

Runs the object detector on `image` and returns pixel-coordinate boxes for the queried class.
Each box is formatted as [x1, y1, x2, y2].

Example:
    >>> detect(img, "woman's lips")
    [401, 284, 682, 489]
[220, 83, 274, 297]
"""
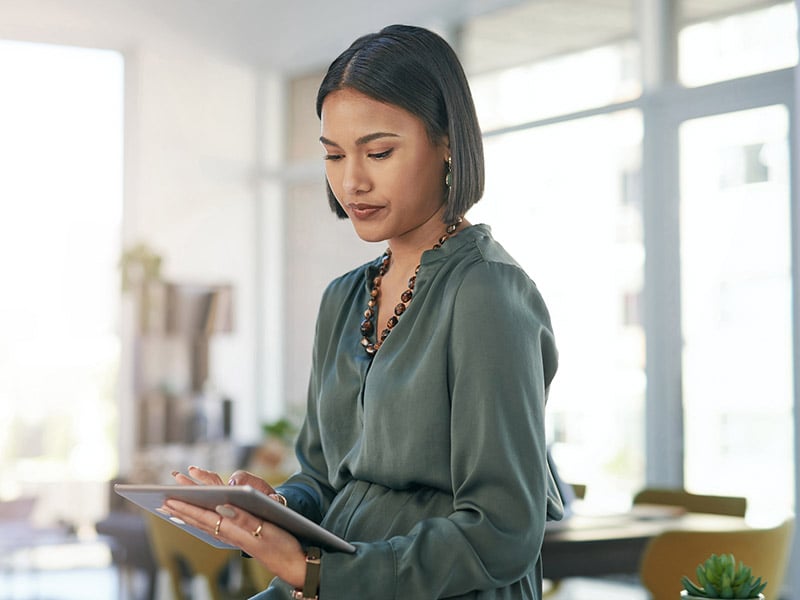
[348, 203, 383, 219]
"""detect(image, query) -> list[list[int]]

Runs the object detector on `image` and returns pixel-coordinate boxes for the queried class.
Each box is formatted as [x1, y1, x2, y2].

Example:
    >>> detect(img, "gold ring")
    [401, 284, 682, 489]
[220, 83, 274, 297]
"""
[214, 517, 222, 536]
[252, 522, 263, 538]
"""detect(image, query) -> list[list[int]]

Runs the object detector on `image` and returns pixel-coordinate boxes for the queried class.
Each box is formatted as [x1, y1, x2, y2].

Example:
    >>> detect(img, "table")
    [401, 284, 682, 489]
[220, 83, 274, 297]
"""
[542, 506, 749, 580]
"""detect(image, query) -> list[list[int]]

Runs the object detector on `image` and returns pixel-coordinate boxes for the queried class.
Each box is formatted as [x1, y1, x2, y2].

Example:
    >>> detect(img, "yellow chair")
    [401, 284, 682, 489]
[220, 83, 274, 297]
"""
[144, 512, 241, 600]
[243, 556, 276, 593]
[639, 517, 795, 600]
[633, 487, 747, 517]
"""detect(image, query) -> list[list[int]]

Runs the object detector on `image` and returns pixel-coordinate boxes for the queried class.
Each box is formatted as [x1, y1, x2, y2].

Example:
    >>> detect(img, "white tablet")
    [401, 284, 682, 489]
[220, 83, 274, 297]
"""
[114, 483, 356, 553]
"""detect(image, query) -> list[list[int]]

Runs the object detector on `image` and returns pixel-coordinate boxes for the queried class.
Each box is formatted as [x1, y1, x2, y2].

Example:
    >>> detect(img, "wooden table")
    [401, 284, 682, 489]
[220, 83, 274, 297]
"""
[542, 506, 749, 580]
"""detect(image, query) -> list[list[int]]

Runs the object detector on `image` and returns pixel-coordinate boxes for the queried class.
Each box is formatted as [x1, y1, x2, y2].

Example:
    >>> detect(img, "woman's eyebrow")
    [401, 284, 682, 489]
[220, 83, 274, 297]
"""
[319, 132, 400, 147]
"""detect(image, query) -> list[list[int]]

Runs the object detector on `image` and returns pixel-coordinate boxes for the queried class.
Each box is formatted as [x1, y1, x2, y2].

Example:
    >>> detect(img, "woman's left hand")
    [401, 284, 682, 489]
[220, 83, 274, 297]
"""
[161, 466, 308, 588]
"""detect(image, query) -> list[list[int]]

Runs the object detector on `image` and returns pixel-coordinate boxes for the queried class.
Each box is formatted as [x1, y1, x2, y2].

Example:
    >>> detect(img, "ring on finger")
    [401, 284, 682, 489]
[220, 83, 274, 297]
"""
[252, 522, 263, 538]
[214, 517, 222, 536]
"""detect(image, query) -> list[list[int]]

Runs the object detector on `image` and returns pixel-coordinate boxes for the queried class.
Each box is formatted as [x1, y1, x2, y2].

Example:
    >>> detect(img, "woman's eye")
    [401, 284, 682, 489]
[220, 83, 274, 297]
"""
[369, 149, 393, 160]
[324, 154, 343, 161]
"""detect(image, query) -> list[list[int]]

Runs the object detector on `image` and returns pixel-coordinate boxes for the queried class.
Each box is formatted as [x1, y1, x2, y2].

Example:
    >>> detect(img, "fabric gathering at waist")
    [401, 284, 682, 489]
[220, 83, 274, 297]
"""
[322, 478, 456, 542]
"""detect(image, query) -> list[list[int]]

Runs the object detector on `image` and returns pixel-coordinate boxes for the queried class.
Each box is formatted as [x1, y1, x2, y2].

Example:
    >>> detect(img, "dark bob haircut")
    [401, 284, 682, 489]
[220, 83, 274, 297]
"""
[316, 24, 485, 224]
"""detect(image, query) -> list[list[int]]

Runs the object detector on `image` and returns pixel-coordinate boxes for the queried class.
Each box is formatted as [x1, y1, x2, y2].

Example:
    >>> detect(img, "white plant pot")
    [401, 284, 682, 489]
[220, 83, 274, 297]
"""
[680, 592, 765, 600]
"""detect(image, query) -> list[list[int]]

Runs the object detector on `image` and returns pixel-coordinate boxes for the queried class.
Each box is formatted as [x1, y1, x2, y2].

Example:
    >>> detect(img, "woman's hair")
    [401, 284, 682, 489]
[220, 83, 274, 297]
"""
[316, 24, 485, 224]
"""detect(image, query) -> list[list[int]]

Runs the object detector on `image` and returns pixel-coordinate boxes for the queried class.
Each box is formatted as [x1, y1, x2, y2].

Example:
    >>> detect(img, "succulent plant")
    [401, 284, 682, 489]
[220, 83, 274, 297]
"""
[681, 553, 767, 598]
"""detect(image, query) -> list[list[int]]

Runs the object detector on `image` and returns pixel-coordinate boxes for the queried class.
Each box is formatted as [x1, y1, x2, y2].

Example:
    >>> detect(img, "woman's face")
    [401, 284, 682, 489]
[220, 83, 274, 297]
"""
[320, 88, 449, 246]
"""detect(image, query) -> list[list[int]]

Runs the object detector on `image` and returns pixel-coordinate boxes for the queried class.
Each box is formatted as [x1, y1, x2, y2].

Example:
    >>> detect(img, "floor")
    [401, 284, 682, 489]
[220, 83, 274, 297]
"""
[546, 578, 648, 600]
[0, 540, 651, 600]
[0, 540, 137, 600]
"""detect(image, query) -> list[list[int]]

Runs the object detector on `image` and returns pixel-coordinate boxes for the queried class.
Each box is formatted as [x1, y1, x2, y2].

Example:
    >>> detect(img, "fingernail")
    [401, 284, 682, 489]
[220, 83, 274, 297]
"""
[227, 477, 237, 486]
[171, 470, 179, 477]
[188, 465, 199, 471]
[215, 505, 236, 518]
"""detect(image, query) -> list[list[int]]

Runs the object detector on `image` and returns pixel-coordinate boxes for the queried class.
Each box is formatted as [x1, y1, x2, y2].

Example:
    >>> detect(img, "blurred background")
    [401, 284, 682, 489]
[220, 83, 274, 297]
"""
[0, 0, 797, 598]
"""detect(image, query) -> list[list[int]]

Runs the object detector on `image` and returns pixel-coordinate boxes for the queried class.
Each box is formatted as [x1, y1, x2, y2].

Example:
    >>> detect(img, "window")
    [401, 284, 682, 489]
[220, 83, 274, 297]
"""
[462, 0, 796, 514]
[469, 107, 645, 505]
[680, 105, 793, 517]
[679, 2, 797, 87]
[0, 40, 123, 528]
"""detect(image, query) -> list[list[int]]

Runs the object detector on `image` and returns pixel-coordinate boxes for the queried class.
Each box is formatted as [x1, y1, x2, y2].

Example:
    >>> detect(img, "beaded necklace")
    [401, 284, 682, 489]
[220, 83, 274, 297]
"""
[360, 219, 461, 356]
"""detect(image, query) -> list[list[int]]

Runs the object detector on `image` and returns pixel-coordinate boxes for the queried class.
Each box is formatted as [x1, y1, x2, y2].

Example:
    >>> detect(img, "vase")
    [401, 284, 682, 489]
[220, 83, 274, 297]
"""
[680, 592, 765, 600]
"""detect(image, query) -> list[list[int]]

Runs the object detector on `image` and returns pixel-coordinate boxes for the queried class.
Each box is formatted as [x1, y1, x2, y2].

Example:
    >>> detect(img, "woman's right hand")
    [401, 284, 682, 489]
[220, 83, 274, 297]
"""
[227, 469, 282, 502]
[172, 466, 284, 505]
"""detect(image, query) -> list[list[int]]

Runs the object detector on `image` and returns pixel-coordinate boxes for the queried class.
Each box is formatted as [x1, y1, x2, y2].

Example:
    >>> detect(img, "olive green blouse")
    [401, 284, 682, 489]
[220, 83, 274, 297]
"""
[264, 224, 563, 600]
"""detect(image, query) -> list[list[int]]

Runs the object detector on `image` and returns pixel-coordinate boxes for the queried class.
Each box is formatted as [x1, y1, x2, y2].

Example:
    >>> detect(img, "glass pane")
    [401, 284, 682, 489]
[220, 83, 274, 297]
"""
[463, 0, 640, 130]
[469, 110, 644, 509]
[679, 2, 797, 87]
[0, 40, 123, 528]
[680, 105, 793, 520]
[469, 42, 640, 131]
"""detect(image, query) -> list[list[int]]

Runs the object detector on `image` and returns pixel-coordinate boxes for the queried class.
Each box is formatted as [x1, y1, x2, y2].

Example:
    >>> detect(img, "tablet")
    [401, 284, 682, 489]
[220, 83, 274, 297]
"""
[114, 483, 356, 553]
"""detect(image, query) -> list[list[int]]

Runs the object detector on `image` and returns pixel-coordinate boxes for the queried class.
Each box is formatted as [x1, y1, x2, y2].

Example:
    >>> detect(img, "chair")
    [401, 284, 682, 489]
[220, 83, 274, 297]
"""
[639, 516, 795, 600]
[633, 487, 747, 517]
[243, 556, 276, 594]
[144, 512, 241, 600]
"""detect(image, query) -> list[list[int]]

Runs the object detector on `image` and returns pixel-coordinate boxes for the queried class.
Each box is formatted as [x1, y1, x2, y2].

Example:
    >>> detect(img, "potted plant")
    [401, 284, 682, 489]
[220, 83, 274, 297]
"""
[681, 553, 767, 599]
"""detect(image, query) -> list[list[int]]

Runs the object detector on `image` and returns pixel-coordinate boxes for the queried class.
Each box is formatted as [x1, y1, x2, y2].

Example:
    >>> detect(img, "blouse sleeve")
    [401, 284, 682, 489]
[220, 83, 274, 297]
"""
[318, 261, 561, 598]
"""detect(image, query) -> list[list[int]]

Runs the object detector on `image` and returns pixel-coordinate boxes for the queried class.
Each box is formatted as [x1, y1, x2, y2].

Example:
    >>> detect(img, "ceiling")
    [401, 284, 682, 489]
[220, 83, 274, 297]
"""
[152, 0, 533, 73]
[0, 0, 784, 76]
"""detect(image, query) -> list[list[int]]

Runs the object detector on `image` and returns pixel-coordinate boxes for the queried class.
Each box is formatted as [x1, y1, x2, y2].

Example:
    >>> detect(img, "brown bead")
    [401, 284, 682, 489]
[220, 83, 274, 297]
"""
[360, 318, 373, 336]
[361, 230, 457, 357]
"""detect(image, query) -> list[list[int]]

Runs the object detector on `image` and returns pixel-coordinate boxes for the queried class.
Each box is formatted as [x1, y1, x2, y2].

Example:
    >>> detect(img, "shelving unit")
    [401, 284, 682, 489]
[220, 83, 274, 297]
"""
[129, 281, 237, 482]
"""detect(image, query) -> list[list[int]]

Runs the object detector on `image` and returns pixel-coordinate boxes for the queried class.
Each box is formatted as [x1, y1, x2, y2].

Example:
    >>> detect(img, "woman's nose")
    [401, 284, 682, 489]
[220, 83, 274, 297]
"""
[342, 159, 370, 194]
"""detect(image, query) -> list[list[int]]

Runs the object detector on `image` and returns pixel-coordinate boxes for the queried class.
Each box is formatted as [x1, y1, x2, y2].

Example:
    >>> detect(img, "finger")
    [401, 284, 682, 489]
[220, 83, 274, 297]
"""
[187, 465, 225, 485]
[227, 470, 274, 494]
[209, 504, 282, 550]
[171, 471, 200, 486]
[163, 499, 227, 537]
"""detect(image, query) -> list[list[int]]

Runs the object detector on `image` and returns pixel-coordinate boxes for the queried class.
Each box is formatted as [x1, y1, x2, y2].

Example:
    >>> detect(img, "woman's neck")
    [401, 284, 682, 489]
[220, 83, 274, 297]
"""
[386, 211, 466, 273]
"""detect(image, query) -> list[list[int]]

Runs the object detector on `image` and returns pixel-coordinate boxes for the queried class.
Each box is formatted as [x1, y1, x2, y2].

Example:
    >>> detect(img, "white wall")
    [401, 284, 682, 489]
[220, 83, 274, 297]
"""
[125, 45, 259, 445]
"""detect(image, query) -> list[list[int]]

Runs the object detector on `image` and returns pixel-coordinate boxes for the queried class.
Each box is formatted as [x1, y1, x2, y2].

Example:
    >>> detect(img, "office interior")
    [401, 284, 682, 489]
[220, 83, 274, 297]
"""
[0, 0, 798, 598]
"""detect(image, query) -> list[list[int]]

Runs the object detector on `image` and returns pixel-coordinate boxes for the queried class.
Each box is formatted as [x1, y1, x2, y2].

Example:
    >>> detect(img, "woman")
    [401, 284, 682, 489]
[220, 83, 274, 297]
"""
[164, 24, 563, 599]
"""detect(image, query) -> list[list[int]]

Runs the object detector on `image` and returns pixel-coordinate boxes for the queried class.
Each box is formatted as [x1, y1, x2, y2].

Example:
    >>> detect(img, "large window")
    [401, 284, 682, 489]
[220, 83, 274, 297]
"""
[680, 106, 792, 516]
[468, 109, 645, 506]
[0, 40, 123, 529]
[463, 0, 796, 515]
